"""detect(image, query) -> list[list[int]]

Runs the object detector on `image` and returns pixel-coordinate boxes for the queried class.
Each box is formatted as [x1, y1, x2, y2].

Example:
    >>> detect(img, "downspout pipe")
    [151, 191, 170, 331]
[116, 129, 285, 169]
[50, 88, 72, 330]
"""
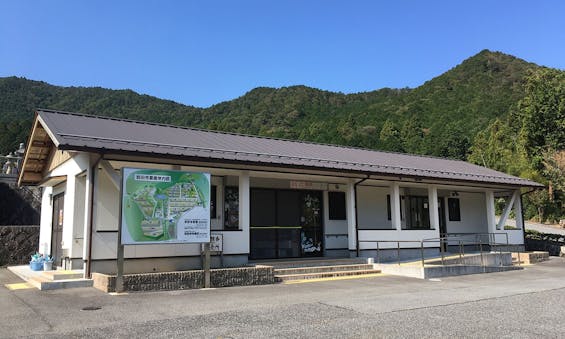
[355, 175, 370, 257]
[85, 154, 103, 278]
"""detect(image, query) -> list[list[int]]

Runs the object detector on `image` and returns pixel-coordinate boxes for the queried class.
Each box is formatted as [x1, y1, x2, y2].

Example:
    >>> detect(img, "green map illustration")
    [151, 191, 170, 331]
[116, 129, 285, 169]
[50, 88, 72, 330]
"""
[121, 169, 210, 243]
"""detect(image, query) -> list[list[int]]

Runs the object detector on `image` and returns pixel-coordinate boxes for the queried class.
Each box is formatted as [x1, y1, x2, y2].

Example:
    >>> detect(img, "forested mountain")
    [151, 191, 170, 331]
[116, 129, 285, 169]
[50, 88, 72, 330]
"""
[0, 50, 536, 157]
[1, 49, 563, 220]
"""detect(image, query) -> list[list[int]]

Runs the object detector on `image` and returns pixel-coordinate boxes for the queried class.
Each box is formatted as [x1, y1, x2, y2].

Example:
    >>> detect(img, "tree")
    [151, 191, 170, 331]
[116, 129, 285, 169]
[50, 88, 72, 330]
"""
[519, 68, 565, 170]
[379, 119, 403, 152]
[400, 115, 424, 154]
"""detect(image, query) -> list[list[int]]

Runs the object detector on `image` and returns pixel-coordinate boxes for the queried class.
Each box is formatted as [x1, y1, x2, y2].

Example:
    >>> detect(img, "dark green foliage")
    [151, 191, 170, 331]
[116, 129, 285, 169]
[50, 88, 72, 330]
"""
[0, 50, 538, 157]
[468, 67, 565, 222]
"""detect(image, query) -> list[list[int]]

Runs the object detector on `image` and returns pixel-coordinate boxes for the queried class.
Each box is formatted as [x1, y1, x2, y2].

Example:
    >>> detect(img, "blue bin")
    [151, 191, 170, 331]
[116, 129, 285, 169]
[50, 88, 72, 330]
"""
[29, 261, 43, 271]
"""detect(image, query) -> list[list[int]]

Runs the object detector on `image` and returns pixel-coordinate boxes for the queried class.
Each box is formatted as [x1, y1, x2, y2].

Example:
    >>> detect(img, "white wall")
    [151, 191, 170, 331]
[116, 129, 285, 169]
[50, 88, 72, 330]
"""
[39, 186, 53, 255]
[323, 185, 348, 250]
[357, 186, 392, 229]
[72, 175, 86, 258]
[444, 192, 488, 234]
[358, 229, 440, 249]
[39, 153, 90, 258]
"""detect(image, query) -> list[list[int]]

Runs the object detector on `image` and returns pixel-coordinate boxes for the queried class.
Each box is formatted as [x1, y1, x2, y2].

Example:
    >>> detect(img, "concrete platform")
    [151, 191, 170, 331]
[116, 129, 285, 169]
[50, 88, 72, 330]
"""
[374, 252, 522, 279]
[7, 265, 93, 290]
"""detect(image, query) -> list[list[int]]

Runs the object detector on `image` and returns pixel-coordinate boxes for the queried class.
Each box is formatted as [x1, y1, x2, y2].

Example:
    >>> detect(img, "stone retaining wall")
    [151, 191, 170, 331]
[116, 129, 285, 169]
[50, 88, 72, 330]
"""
[92, 265, 275, 293]
[0, 225, 39, 266]
[525, 231, 565, 256]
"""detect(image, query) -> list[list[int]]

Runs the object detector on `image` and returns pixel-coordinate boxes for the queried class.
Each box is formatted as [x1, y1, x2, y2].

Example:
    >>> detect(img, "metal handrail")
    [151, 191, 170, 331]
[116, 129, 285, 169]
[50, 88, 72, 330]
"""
[359, 232, 513, 268]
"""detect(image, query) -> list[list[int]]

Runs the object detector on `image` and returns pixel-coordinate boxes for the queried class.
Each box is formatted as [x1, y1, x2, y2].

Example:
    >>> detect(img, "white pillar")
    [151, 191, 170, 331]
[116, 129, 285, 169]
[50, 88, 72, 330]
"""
[346, 180, 357, 251]
[82, 165, 93, 270]
[39, 186, 53, 255]
[238, 171, 250, 253]
[390, 182, 401, 231]
[514, 189, 524, 230]
[62, 174, 76, 255]
[428, 185, 439, 231]
[485, 190, 496, 234]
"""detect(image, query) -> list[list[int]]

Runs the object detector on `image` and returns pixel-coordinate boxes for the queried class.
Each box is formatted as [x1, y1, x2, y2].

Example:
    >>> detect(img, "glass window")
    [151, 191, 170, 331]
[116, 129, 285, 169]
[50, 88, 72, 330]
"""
[387, 195, 391, 220]
[250, 189, 276, 226]
[328, 191, 346, 220]
[224, 186, 239, 230]
[448, 198, 461, 221]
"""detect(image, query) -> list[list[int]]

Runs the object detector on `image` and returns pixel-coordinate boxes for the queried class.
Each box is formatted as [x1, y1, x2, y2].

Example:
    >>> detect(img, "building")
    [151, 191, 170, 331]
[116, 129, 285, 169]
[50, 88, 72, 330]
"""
[18, 109, 542, 276]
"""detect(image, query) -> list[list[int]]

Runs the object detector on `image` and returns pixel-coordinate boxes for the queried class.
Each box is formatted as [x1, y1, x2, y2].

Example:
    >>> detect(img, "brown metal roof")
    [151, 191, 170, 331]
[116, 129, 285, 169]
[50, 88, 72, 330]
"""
[28, 109, 542, 187]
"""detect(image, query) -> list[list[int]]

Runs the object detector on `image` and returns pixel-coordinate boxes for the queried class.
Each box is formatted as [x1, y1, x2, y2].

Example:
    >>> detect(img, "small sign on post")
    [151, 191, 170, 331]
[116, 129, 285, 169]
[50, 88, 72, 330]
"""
[210, 232, 223, 252]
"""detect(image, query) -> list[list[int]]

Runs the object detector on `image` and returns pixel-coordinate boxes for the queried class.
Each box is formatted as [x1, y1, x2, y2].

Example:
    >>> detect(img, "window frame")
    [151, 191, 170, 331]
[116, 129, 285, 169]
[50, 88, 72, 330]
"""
[328, 191, 347, 220]
[447, 198, 461, 222]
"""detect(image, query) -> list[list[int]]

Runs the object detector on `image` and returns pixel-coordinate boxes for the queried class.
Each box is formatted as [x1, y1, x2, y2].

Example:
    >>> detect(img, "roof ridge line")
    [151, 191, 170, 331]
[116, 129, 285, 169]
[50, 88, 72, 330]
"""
[36, 108, 476, 164]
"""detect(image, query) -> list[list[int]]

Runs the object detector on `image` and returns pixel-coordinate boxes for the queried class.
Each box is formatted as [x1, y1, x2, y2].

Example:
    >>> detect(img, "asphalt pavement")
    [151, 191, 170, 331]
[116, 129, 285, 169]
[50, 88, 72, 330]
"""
[1, 257, 565, 338]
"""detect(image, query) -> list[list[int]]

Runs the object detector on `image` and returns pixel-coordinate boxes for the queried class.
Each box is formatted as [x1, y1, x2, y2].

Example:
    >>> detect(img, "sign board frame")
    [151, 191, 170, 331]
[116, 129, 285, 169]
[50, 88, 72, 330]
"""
[119, 167, 211, 245]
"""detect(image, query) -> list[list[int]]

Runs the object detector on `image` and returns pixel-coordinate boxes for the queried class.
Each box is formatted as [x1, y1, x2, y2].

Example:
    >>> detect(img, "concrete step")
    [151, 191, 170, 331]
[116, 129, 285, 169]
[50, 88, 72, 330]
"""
[28, 276, 93, 290]
[275, 264, 374, 275]
[275, 269, 381, 282]
[261, 258, 368, 269]
[41, 270, 84, 281]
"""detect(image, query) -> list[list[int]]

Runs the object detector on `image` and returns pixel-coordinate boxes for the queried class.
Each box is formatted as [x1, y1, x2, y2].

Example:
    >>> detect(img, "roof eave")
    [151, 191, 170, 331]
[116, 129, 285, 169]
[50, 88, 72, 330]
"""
[56, 144, 543, 189]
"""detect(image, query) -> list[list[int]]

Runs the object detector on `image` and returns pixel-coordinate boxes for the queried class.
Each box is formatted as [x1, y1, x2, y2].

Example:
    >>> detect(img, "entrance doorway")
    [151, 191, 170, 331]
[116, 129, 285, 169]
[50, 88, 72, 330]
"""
[51, 193, 64, 267]
[250, 189, 323, 260]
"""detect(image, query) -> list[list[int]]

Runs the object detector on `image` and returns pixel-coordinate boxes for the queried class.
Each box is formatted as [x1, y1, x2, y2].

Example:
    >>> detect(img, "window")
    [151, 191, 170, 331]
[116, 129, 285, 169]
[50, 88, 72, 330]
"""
[224, 186, 239, 229]
[328, 191, 346, 220]
[387, 195, 391, 220]
[448, 198, 461, 221]
[210, 185, 217, 219]
[404, 196, 430, 229]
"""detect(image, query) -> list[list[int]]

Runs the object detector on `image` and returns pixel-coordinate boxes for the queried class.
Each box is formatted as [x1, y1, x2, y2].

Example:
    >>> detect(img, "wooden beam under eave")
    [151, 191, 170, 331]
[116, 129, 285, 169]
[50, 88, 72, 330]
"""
[22, 172, 43, 183]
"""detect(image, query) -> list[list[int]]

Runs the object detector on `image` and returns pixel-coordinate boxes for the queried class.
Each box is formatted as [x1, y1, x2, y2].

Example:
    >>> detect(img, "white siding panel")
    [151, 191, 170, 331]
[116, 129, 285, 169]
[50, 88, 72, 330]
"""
[357, 186, 392, 229]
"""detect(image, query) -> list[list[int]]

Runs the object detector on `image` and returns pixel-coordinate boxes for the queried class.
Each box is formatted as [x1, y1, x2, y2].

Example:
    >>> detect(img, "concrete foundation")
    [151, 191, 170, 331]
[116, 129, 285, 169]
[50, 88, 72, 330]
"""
[92, 265, 274, 292]
[374, 253, 520, 279]
[89, 254, 248, 275]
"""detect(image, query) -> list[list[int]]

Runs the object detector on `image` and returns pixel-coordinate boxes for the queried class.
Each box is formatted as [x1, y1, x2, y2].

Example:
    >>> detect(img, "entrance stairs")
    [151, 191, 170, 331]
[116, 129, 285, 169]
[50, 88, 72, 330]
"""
[7, 265, 93, 290]
[256, 258, 381, 282]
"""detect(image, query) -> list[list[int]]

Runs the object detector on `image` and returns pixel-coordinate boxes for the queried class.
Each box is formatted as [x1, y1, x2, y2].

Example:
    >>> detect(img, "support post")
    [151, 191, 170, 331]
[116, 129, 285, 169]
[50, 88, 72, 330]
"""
[203, 243, 211, 288]
[346, 180, 357, 254]
[239, 171, 250, 252]
[485, 190, 496, 234]
[428, 185, 439, 231]
[514, 189, 524, 230]
[390, 182, 401, 231]
[497, 191, 517, 230]
[116, 235, 124, 293]
[82, 163, 93, 278]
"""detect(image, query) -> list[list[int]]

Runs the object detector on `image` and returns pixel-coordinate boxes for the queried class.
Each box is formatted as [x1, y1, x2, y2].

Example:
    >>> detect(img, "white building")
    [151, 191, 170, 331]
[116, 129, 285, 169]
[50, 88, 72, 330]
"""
[18, 109, 542, 276]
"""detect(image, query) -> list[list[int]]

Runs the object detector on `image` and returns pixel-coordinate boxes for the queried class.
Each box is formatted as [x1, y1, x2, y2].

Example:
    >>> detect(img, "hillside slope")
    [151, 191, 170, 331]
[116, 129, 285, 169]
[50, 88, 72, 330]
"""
[0, 50, 539, 159]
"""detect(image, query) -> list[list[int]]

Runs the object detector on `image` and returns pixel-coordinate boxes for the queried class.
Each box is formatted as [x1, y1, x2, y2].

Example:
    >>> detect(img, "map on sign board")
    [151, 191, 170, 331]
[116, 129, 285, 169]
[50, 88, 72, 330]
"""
[121, 168, 211, 244]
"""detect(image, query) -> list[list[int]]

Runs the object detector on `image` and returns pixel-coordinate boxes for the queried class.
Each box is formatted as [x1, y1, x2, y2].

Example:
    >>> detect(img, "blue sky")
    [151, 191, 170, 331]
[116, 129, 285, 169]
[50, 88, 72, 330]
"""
[1, 1, 564, 108]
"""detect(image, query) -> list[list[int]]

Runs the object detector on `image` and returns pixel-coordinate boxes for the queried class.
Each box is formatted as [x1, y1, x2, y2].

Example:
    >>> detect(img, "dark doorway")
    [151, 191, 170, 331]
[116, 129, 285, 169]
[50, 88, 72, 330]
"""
[250, 189, 323, 260]
[51, 193, 64, 267]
